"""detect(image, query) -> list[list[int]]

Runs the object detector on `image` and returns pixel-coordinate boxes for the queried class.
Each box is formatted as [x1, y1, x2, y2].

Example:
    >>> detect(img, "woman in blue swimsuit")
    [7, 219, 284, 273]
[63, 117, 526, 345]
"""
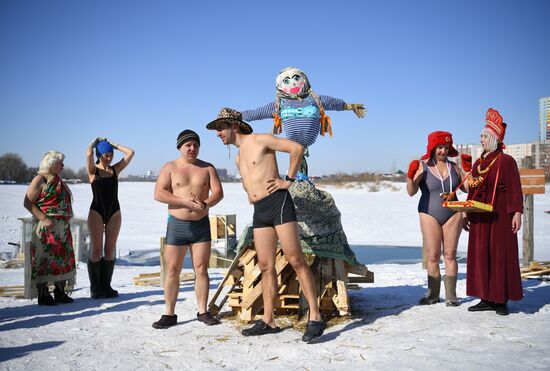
[86, 138, 134, 299]
[407, 131, 468, 307]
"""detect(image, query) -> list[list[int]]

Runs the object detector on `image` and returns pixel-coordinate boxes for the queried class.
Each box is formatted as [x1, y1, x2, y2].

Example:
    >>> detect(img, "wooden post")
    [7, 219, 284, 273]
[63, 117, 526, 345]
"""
[522, 156, 534, 267]
[160, 237, 166, 288]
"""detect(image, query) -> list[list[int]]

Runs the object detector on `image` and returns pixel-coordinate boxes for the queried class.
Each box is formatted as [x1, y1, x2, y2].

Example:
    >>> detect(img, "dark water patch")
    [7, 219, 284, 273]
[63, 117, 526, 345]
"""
[119, 245, 465, 267]
[351, 245, 467, 265]
[350, 245, 423, 265]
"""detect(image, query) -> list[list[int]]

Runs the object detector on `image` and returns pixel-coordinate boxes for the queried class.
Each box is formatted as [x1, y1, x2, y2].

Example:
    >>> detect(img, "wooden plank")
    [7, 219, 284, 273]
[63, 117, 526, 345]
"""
[0, 285, 25, 298]
[240, 248, 257, 266]
[207, 244, 250, 315]
[348, 276, 373, 283]
[333, 259, 350, 315]
[160, 237, 166, 287]
[137, 272, 160, 278]
[345, 263, 369, 276]
[133, 272, 194, 286]
[521, 268, 550, 277]
[240, 253, 290, 309]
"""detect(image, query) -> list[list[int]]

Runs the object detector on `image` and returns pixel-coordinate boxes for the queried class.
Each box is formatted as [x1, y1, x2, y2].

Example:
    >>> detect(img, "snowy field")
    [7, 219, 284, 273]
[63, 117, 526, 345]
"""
[0, 182, 549, 370]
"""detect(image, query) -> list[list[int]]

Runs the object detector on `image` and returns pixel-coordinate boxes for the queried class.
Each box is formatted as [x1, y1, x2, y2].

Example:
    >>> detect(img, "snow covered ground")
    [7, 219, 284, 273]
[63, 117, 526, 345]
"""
[1, 182, 549, 370]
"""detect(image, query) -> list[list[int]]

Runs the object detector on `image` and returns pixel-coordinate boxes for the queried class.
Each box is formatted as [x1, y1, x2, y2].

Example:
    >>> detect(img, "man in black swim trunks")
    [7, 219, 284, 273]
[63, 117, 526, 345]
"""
[206, 108, 326, 342]
[152, 129, 224, 329]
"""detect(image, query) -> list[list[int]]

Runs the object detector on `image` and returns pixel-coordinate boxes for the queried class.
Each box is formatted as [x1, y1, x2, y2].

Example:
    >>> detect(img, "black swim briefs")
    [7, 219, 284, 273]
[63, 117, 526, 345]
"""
[165, 215, 211, 246]
[252, 189, 297, 229]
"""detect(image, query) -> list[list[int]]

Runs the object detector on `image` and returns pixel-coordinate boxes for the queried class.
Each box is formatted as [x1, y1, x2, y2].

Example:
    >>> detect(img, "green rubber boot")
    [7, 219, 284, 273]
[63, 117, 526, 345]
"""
[444, 275, 459, 307]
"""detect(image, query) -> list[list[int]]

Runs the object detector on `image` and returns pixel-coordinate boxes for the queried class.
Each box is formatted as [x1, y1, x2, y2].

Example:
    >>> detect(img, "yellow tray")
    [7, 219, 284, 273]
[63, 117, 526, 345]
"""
[442, 200, 493, 212]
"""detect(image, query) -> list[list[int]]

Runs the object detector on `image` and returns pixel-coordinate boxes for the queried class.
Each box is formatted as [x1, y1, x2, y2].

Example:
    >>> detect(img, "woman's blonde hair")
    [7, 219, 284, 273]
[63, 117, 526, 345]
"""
[38, 150, 65, 180]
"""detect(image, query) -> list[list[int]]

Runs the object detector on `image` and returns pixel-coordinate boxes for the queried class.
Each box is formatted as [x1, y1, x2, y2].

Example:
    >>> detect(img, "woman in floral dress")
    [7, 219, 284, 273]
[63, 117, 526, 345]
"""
[23, 150, 76, 305]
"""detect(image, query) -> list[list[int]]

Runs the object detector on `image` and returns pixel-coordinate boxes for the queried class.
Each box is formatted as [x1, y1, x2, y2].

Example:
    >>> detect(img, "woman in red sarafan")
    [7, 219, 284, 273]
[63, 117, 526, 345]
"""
[463, 108, 523, 316]
[23, 150, 76, 306]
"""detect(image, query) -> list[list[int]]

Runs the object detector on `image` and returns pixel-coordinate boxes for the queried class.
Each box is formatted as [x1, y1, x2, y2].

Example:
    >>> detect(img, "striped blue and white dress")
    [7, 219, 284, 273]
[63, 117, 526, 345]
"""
[241, 95, 345, 148]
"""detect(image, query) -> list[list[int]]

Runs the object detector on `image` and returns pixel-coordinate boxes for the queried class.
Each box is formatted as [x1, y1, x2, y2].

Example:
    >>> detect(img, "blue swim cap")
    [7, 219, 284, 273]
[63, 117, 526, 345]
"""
[96, 140, 114, 158]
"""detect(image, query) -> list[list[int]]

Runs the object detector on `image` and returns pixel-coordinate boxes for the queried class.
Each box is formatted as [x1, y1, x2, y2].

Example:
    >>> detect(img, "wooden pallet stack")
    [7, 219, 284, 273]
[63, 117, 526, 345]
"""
[521, 261, 550, 279]
[133, 272, 194, 286]
[209, 242, 374, 322]
[0, 285, 24, 298]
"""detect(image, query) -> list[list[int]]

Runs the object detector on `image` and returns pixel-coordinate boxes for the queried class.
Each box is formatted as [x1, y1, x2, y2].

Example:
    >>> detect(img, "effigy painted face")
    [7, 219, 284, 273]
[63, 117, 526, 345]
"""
[276, 67, 311, 99]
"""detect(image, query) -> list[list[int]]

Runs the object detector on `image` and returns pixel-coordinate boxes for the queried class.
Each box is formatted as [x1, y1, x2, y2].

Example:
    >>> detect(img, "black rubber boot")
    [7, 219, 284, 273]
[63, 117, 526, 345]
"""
[37, 283, 56, 306]
[495, 302, 509, 316]
[100, 258, 119, 298]
[88, 259, 106, 299]
[444, 275, 459, 307]
[54, 281, 73, 304]
[468, 299, 495, 312]
[419, 275, 441, 305]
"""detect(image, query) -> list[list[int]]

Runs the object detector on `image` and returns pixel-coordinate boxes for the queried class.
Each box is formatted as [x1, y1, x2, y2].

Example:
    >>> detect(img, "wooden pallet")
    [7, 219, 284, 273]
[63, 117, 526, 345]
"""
[208, 243, 374, 321]
[0, 258, 24, 269]
[0, 285, 25, 298]
[521, 261, 550, 278]
[0, 282, 74, 298]
[133, 272, 195, 286]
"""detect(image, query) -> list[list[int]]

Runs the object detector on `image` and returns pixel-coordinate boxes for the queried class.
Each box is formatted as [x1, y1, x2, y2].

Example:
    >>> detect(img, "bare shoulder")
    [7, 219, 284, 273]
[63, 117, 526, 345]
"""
[253, 133, 276, 142]
[162, 160, 176, 170]
[194, 159, 216, 170]
[158, 161, 176, 176]
[27, 175, 46, 197]
[251, 133, 285, 149]
[31, 174, 46, 187]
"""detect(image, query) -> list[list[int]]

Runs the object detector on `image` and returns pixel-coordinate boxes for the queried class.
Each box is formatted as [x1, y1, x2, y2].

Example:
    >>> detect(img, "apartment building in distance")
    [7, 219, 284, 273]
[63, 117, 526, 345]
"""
[454, 141, 549, 176]
[540, 97, 550, 142]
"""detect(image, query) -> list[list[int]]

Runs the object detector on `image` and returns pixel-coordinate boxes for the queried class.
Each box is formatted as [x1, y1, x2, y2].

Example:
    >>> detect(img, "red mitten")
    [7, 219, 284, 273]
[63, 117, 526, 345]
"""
[461, 154, 472, 172]
[407, 160, 420, 180]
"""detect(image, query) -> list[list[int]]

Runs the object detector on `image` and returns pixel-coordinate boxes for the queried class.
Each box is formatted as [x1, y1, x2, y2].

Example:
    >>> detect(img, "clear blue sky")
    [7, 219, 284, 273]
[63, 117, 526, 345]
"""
[1, 0, 549, 176]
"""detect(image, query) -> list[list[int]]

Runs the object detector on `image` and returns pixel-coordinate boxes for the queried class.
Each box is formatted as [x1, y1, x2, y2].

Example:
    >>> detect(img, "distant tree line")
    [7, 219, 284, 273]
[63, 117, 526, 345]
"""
[0, 153, 240, 184]
[0, 153, 88, 183]
[316, 171, 406, 185]
[1, 152, 409, 184]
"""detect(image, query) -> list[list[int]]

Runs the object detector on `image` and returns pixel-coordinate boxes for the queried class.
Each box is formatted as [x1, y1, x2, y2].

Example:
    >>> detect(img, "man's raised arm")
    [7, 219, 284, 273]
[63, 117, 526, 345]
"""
[264, 135, 304, 179]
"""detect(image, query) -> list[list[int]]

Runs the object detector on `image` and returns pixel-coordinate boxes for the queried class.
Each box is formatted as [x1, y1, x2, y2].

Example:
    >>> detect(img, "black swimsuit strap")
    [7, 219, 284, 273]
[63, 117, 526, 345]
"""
[95, 165, 117, 179]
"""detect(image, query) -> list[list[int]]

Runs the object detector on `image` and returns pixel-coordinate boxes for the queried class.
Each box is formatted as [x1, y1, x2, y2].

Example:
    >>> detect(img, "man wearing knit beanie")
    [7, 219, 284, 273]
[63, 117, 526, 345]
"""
[152, 129, 224, 329]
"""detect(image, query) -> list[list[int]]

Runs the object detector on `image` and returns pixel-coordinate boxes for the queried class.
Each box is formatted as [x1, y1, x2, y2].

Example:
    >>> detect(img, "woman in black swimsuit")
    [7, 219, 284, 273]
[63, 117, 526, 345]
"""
[86, 137, 134, 299]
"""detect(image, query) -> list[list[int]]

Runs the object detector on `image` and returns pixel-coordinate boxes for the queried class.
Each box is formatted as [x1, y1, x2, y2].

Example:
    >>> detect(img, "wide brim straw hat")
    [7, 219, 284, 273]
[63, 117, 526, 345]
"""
[206, 107, 253, 134]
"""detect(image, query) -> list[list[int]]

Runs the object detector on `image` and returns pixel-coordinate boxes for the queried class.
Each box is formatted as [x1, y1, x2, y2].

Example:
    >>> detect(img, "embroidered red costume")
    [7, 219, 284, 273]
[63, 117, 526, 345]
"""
[466, 109, 523, 303]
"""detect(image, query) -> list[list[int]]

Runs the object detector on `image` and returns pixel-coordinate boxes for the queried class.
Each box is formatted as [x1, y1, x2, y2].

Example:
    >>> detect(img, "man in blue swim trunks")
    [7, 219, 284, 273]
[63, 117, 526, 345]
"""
[152, 129, 224, 329]
[206, 108, 326, 343]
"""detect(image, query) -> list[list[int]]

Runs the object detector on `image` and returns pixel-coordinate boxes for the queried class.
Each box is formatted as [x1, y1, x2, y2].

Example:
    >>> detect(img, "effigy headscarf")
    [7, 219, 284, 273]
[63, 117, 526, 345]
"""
[275, 67, 312, 100]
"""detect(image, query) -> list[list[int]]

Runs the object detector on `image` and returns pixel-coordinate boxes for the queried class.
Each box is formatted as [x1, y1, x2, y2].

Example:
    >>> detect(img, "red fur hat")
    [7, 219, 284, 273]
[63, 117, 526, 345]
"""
[421, 131, 459, 160]
[484, 108, 507, 143]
